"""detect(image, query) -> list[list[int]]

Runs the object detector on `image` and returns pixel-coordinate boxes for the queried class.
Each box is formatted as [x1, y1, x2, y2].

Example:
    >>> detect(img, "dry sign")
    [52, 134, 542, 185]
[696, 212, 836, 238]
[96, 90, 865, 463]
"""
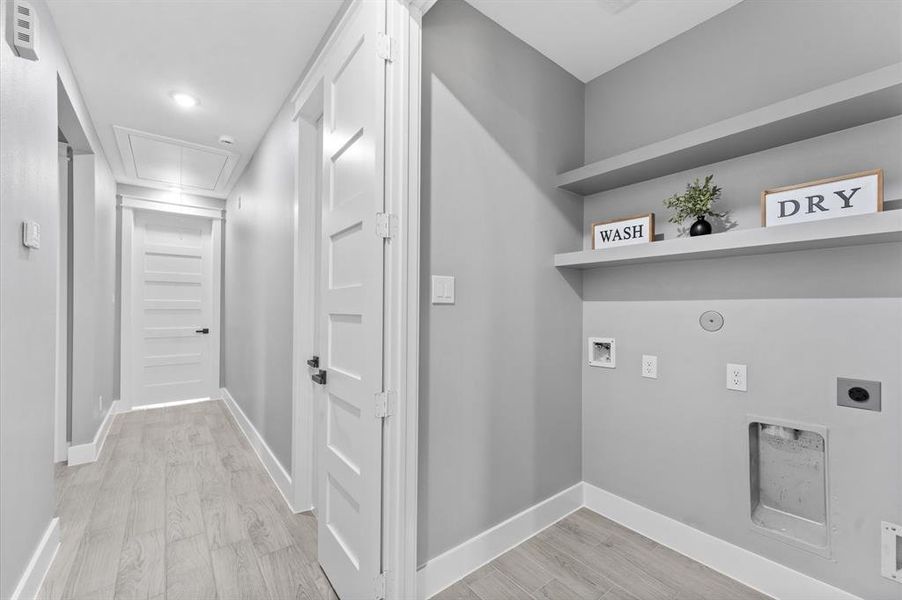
[592, 213, 654, 249]
[761, 169, 883, 227]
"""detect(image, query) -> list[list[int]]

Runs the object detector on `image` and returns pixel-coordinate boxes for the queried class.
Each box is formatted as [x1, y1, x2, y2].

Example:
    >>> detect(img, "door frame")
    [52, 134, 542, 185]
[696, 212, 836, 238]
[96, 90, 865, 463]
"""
[118, 194, 224, 411]
[54, 142, 71, 463]
[289, 0, 424, 596]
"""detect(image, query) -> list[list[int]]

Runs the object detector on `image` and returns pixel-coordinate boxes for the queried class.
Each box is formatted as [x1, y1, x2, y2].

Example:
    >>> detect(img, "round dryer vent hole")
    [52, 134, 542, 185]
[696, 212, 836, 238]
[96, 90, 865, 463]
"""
[699, 310, 724, 332]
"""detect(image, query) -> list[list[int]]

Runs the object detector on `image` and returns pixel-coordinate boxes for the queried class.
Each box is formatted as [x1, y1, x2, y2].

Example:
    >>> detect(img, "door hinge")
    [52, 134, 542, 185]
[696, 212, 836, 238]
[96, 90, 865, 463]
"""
[375, 212, 397, 239]
[375, 391, 394, 419]
[376, 33, 394, 62]
[374, 571, 387, 599]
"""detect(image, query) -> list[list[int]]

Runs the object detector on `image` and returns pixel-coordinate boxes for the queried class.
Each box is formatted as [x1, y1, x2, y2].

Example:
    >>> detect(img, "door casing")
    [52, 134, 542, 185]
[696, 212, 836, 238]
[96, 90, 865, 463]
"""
[54, 142, 71, 463]
[289, 0, 425, 597]
[119, 195, 223, 411]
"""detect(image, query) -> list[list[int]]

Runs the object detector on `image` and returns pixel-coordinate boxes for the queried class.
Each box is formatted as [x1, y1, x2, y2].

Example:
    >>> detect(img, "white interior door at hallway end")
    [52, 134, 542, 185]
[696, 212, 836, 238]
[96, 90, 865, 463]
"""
[312, 0, 388, 597]
[131, 211, 218, 407]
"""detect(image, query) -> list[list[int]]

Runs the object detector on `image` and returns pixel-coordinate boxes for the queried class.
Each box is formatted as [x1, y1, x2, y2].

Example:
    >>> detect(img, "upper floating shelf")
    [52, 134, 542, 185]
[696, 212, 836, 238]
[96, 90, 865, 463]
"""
[554, 211, 902, 270]
[556, 63, 902, 196]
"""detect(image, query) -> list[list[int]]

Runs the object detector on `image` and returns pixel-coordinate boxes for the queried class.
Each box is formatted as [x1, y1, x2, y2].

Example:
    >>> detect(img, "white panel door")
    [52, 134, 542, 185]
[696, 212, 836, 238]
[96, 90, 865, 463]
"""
[315, 0, 387, 597]
[132, 211, 216, 406]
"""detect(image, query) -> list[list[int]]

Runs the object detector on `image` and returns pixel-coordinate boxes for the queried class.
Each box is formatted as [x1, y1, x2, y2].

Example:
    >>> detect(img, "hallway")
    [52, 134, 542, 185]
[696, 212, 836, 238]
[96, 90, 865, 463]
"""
[39, 401, 336, 600]
[3, 1, 900, 598]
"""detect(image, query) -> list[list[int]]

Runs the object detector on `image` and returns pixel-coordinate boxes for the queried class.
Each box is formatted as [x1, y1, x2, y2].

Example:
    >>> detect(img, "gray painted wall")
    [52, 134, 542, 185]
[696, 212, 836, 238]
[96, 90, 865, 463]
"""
[584, 0, 902, 163]
[70, 153, 118, 445]
[419, 0, 585, 565]
[0, 0, 116, 595]
[223, 101, 297, 471]
[580, 2, 902, 597]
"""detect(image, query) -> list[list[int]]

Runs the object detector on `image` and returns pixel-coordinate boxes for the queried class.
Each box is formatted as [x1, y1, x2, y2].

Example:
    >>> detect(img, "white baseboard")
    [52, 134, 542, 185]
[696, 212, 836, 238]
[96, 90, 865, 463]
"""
[581, 483, 862, 600]
[129, 396, 212, 411]
[67, 400, 121, 466]
[219, 388, 295, 512]
[9, 517, 60, 600]
[416, 482, 583, 600]
[416, 482, 862, 600]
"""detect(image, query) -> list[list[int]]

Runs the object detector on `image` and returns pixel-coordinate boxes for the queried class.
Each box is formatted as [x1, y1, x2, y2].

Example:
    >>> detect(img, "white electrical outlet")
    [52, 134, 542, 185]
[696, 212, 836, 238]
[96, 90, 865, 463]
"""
[726, 363, 747, 392]
[641, 355, 658, 379]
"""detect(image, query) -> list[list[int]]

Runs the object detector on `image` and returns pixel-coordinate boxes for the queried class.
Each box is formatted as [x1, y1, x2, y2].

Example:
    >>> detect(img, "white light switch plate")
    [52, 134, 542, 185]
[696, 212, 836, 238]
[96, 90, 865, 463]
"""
[881, 521, 901, 582]
[641, 355, 658, 379]
[431, 275, 454, 304]
[22, 220, 40, 249]
[726, 363, 747, 392]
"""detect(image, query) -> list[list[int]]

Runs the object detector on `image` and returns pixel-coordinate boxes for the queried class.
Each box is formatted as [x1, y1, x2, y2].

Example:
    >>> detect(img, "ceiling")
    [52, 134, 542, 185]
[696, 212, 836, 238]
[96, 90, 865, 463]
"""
[48, 0, 343, 198]
[464, 0, 742, 82]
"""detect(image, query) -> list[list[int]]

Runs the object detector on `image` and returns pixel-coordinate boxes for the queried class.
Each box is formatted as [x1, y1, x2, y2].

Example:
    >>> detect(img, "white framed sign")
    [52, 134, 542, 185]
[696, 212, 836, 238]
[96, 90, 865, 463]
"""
[761, 169, 883, 227]
[591, 213, 655, 249]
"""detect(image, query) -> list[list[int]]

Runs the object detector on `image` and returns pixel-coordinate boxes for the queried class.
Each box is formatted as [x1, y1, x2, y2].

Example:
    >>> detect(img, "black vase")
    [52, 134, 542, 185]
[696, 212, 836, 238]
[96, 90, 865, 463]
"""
[689, 216, 712, 237]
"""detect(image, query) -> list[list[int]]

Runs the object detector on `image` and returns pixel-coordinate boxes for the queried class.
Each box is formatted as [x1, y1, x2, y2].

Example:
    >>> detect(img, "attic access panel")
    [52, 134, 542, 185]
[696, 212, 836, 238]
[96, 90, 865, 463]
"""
[114, 126, 238, 194]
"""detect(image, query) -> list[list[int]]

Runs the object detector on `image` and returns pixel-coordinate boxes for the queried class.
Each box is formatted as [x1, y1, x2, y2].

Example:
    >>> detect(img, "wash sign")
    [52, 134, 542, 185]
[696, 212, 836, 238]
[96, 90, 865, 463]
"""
[761, 169, 883, 227]
[591, 213, 655, 250]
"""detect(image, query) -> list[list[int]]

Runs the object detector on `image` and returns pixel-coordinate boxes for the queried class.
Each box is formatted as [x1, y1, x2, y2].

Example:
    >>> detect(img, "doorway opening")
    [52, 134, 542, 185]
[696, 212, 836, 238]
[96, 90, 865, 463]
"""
[55, 76, 93, 463]
[119, 199, 223, 410]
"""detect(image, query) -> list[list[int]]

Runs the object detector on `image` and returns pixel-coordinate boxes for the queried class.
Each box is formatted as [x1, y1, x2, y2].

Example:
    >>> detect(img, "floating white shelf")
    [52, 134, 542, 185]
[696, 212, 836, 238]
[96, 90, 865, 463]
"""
[556, 63, 902, 196]
[554, 211, 902, 270]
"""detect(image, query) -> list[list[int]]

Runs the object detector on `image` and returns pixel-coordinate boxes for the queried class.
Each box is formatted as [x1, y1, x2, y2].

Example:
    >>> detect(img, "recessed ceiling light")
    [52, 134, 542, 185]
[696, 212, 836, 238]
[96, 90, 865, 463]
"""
[170, 92, 198, 108]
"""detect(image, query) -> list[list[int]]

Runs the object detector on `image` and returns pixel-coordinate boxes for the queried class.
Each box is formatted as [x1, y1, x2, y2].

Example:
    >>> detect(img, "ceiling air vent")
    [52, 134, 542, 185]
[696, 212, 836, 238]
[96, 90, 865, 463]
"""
[6, 0, 38, 61]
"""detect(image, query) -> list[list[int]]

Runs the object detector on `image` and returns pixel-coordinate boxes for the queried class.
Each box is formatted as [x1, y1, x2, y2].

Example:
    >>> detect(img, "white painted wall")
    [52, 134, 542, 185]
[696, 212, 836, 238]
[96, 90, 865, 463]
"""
[0, 0, 116, 595]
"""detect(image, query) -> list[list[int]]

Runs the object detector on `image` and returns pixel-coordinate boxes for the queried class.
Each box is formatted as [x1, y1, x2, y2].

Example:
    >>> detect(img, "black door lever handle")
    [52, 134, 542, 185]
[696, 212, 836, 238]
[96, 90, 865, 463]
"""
[195, 328, 210, 334]
[311, 369, 327, 385]
[307, 356, 319, 368]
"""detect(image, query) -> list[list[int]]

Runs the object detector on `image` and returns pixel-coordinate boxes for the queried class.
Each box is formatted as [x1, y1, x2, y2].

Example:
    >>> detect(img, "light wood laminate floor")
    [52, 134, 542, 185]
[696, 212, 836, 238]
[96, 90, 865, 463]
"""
[433, 508, 772, 600]
[39, 399, 337, 600]
[41, 399, 771, 600]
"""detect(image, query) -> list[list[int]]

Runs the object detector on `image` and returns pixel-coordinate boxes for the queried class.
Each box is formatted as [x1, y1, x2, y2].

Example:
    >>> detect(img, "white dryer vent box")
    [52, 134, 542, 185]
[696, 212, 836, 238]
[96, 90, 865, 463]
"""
[6, 0, 38, 61]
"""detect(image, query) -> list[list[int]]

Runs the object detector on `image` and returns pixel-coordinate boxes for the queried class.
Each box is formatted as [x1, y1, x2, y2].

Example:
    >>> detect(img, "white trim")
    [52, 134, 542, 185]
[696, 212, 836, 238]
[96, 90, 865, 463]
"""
[582, 483, 863, 600]
[291, 0, 363, 117]
[120, 206, 135, 412]
[55, 143, 69, 464]
[9, 518, 60, 600]
[416, 483, 583, 600]
[119, 195, 224, 220]
[407, 0, 437, 15]
[113, 126, 239, 198]
[209, 218, 223, 399]
[219, 388, 296, 512]
[130, 396, 212, 411]
[119, 202, 223, 411]
[290, 99, 322, 515]
[67, 400, 121, 466]
[384, 1, 423, 598]
[417, 482, 863, 600]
